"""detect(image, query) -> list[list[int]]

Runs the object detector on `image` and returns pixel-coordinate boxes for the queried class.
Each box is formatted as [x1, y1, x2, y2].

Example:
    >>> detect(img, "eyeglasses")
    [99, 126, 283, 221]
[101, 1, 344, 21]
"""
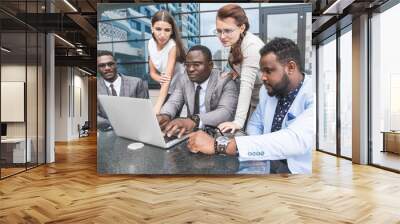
[97, 62, 115, 68]
[213, 28, 238, 36]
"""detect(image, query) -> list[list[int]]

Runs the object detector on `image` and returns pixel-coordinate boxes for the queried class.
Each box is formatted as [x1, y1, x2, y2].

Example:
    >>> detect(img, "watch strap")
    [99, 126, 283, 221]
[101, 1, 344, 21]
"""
[189, 114, 200, 129]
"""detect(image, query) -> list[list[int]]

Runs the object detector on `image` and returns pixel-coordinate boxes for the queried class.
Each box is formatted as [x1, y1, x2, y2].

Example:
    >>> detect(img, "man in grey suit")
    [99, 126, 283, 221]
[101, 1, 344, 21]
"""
[97, 50, 149, 129]
[157, 45, 238, 138]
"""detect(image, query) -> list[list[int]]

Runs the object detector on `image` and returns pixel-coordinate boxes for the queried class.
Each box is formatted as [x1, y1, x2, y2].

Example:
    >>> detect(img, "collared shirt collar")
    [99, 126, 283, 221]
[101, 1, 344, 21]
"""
[103, 74, 121, 88]
[194, 75, 210, 90]
[103, 74, 122, 96]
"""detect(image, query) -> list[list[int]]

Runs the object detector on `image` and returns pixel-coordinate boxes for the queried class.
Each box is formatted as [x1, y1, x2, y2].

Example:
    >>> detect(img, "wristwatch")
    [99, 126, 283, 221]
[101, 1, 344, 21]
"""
[189, 114, 200, 129]
[214, 136, 230, 154]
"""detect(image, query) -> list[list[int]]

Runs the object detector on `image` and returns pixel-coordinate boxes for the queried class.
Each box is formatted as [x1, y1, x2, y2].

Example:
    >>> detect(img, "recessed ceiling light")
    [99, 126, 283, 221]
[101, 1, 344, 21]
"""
[54, 34, 75, 48]
[323, 0, 355, 15]
[63, 0, 78, 12]
[78, 67, 93, 76]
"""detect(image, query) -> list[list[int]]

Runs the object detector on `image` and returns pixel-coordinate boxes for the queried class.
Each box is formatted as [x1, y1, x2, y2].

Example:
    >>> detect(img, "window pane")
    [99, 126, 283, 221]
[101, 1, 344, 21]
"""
[97, 43, 113, 52]
[98, 20, 152, 43]
[304, 12, 313, 74]
[199, 37, 230, 71]
[118, 62, 152, 84]
[318, 37, 337, 154]
[1, 32, 27, 177]
[112, 40, 148, 63]
[181, 12, 200, 38]
[182, 37, 200, 50]
[340, 28, 352, 158]
[200, 11, 216, 36]
[245, 9, 259, 34]
[38, 33, 46, 165]
[178, 3, 200, 13]
[27, 32, 38, 168]
[266, 13, 297, 43]
[371, 3, 400, 171]
[98, 4, 161, 21]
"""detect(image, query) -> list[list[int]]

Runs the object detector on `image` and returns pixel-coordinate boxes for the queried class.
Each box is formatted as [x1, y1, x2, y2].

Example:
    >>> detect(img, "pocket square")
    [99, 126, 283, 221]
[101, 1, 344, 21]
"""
[287, 112, 296, 121]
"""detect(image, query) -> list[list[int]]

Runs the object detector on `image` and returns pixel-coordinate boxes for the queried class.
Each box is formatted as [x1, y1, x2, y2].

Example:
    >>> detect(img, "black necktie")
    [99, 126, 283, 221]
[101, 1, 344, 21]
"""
[193, 85, 201, 115]
[110, 83, 117, 96]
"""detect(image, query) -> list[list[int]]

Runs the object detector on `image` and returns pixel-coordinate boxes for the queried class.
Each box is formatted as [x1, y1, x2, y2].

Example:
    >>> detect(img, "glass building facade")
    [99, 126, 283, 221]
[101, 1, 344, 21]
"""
[97, 3, 312, 88]
[97, 3, 200, 88]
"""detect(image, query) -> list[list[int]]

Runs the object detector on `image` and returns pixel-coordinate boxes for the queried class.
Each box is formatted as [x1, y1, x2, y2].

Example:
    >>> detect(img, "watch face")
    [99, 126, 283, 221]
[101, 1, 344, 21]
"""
[217, 136, 230, 145]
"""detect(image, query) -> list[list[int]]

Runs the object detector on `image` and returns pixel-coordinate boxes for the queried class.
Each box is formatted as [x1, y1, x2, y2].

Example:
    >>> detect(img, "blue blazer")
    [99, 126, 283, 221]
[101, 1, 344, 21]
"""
[235, 75, 315, 174]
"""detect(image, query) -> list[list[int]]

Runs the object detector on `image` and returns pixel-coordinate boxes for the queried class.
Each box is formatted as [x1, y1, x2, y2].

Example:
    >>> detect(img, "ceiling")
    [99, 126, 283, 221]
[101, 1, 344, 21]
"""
[0, 0, 97, 73]
[310, 0, 389, 42]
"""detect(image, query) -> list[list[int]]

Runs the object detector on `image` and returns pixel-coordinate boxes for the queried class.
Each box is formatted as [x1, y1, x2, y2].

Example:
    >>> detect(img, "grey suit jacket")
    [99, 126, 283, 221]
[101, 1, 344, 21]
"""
[97, 74, 149, 128]
[160, 69, 238, 127]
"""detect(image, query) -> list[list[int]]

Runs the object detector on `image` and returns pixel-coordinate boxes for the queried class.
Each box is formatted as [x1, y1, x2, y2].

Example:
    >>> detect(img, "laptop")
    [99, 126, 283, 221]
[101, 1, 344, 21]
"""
[98, 95, 188, 148]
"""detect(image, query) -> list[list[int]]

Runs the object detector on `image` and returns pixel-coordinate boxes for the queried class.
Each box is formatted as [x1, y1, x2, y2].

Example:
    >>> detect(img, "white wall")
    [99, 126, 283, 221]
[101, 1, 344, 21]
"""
[55, 66, 89, 141]
[55, 66, 68, 141]
[1, 64, 40, 137]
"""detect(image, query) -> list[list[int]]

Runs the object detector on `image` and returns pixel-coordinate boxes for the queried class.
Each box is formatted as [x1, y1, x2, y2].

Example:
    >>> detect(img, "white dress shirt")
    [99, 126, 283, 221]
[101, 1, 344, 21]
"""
[148, 38, 185, 94]
[103, 75, 121, 96]
[194, 77, 210, 128]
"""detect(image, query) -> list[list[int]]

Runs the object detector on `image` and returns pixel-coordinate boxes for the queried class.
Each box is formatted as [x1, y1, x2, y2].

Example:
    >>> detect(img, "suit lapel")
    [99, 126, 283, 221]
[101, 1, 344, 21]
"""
[119, 74, 128, 97]
[98, 77, 109, 95]
[283, 75, 309, 126]
[186, 79, 195, 115]
[205, 70, 218, 112]
[264, 96, 278, 134]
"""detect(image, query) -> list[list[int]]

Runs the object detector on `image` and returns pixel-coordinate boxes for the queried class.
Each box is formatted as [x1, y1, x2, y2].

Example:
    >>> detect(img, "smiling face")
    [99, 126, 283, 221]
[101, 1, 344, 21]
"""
[97, 55, 117, 82]
[215, 17, 245, 47]
[152, 21, 173, 47]
[184, 50, 213, 84]
[259, 52, 291, 97]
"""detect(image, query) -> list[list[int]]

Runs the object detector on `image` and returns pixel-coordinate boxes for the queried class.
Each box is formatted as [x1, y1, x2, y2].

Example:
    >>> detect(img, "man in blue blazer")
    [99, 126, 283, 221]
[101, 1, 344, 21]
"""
[187, 38, 315, 174]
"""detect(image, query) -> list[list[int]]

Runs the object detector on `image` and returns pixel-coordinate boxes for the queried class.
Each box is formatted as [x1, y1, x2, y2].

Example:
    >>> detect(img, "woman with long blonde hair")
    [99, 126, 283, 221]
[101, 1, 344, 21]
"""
[148, 10, 186, 114]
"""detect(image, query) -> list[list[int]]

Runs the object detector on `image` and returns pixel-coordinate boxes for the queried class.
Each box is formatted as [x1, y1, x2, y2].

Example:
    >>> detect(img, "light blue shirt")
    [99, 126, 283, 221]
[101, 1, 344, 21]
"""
[235, 75, 315, 174]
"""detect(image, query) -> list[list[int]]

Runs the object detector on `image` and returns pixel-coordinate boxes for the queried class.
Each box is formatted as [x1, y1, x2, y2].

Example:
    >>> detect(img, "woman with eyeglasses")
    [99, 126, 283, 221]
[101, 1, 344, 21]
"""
[148, 10, 186, 114]
[215, 4, 265, 133]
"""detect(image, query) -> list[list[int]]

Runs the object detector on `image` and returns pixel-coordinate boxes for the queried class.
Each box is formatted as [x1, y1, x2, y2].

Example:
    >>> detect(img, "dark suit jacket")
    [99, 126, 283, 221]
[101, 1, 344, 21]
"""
[97, 74, 149, 128]
[160, 69, 238, 127]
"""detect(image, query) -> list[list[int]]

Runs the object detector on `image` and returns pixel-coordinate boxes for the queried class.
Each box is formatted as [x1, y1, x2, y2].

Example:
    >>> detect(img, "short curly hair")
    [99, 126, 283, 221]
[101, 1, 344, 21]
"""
[260, 38, 302, 72]
[187, 45, 212, 62]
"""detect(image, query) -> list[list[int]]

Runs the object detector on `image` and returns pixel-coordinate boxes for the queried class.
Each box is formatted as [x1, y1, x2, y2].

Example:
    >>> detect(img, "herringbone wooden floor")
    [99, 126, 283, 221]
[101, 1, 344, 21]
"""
[1, 135, 400, 223]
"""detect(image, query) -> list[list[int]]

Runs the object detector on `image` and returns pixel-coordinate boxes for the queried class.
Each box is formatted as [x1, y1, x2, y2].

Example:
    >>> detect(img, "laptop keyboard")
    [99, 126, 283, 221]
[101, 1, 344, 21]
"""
[164, 135, 178, 143]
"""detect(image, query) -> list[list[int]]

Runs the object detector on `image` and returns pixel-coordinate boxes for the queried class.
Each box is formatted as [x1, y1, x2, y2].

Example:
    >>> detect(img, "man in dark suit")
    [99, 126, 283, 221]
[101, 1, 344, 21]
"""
[157, 45, 238, 138]
[97, 50, 149, 129]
